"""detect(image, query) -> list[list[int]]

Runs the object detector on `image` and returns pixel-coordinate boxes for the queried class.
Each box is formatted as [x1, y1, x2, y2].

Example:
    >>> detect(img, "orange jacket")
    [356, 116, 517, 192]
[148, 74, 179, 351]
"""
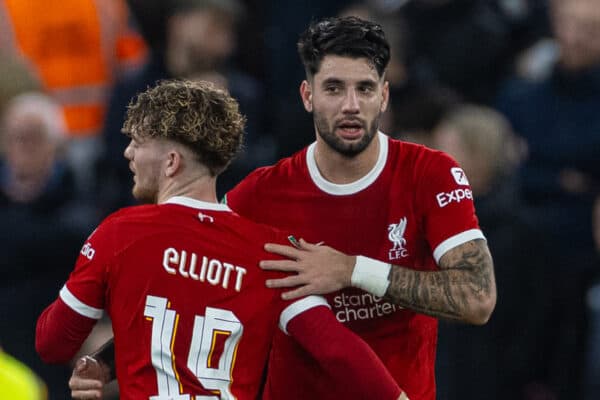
[0, 0, 147, 138]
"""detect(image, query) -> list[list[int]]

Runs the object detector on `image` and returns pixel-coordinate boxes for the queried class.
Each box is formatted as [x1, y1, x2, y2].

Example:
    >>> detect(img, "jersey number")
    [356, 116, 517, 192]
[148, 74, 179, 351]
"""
[144, 295, 243, 399]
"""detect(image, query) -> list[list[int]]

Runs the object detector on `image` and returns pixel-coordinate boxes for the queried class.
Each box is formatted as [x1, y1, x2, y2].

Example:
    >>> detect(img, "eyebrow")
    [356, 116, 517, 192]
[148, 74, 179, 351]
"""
[321, 77, 378, 87]
[321, 77, 344, 86]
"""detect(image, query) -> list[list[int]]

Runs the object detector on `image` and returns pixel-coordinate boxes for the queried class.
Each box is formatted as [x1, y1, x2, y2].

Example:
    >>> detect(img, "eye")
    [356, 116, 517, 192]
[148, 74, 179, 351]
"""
[357, 84, 375, 94]
[325, 85, 340, 94]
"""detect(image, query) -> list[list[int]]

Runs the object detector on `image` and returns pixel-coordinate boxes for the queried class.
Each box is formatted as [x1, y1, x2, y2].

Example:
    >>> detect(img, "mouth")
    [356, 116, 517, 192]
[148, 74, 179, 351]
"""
[129, 164, 137, 181]
[336, 120, 364, 139]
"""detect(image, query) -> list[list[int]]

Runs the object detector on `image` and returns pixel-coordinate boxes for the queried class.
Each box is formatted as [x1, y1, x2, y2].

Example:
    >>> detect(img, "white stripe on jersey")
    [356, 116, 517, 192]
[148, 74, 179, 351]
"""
[279, 295, 330, 335]
[433, 229, 486, 264]
[59, 285, 103, 319]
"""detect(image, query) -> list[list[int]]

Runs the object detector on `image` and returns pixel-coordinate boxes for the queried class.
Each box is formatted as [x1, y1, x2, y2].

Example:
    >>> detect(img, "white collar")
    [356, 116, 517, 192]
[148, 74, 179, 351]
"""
[306, 131, 388, 195]
[164, 196, 231, 212]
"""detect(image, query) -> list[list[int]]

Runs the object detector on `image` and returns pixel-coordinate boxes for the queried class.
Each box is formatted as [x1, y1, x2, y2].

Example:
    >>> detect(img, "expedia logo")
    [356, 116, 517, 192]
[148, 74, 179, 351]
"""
[80, 242, 95, 260]
[451, 167, 469, 185]
[436, 188, 473, 208]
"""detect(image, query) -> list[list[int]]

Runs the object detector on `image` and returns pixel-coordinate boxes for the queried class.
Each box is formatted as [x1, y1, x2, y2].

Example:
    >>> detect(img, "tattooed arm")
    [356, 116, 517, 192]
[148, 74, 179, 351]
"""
[385, 239, 496, 324]
[260, 238, 496, 325]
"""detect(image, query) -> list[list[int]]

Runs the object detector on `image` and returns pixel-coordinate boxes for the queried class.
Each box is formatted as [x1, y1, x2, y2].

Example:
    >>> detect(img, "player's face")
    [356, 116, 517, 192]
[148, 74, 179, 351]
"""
[123, 136, 165, 204]
[300, 55, 389, 157]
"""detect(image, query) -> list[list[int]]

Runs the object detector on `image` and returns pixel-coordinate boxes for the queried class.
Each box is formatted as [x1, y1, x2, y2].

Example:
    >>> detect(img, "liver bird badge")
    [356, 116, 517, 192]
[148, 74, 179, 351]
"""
[388, 218, 408, 259]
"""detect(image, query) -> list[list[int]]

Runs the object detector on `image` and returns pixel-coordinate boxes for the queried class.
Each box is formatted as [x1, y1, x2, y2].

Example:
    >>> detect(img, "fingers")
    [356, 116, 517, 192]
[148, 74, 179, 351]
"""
[70, 357, 104, 399]
[260, 259, 300, 272]
[281, 286, 312, 300]
[69, 377, 103, 400]
[298, 238, 325, 249]
[265, 274, 304, 289]
[264, 243, 300, 258]
[71, 388, 103, 400]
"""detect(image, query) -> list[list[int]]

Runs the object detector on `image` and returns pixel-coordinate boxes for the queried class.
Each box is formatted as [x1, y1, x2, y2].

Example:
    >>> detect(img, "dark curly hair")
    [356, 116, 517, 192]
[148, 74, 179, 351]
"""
[122, 79, 246, 176]
[297, 16, 390, 78]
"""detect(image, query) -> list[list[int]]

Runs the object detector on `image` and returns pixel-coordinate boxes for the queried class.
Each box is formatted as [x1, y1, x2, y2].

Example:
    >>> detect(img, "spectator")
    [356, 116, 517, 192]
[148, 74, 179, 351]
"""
[495, 0, 600, 396]
[389, 84, 461, 146]
[432, 104, 556, 399]
[0, 0, 147, 196]
[0, 53, 40, 113]
[0, 93, 92, 399]
[399, 0, 549, 103]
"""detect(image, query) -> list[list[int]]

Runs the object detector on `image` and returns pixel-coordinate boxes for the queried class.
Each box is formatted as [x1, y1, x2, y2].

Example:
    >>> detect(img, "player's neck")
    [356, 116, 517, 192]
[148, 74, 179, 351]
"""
[313, 134, 380, 184]
[156, 174, 218, 205]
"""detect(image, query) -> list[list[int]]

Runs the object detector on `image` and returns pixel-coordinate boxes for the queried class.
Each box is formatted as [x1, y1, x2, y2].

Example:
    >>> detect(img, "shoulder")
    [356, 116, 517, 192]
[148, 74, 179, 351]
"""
[246, 149, 306, 183]
[92, 204, 160, 236]
[229, 209, 290, 244]
[226, 148, 308, 203]
[104, 204, 160, 223]
[388, 137, 459, 178]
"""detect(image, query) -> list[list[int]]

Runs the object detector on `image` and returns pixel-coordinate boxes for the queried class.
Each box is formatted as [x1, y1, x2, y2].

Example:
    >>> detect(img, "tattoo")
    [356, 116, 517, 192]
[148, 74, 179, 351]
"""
[385, 239, 495, 322]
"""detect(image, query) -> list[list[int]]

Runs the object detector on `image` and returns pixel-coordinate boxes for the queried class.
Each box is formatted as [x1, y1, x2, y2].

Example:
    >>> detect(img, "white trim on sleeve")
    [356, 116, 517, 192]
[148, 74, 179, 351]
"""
[59, 285, 103, 320]
[433, 229, 486, 264]
[279, 295, 330, 335]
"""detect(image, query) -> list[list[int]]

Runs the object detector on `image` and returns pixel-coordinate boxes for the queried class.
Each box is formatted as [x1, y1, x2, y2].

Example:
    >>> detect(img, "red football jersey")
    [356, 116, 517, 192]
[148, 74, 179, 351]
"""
[226, 132, 485, 400]
[54, 197, 334, 399]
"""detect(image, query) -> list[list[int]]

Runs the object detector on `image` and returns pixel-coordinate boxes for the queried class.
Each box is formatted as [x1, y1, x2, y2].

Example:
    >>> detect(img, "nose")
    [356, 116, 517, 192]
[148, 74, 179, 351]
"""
[341, 89, 360, 114]
[124, 140, 134, 160]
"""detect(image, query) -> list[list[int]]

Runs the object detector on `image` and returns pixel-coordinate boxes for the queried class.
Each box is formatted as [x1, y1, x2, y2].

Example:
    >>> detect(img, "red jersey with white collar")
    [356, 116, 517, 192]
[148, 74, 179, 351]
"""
[36, 196, 401, 400]
[226, 132, 485, 400]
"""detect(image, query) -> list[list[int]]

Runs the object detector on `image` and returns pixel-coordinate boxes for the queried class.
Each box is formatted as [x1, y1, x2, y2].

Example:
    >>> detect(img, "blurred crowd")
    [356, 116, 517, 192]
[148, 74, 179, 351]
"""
[0, 0, 599, 399]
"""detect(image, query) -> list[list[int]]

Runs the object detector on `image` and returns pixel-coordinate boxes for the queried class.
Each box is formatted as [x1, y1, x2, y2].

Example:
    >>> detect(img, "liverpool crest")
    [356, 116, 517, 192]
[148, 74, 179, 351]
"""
[388, 217, 409, 260]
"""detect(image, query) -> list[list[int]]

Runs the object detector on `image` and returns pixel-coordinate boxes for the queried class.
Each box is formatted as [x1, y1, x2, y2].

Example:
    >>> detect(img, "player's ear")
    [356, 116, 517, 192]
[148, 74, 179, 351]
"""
[380, 80, 390, 113]
[300, 80, 313, 112]
[165, 150, 181, 177]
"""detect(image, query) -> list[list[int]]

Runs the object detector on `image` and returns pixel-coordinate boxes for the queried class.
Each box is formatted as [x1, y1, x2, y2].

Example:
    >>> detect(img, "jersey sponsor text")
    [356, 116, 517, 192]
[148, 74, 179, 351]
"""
[436, 188, 473, 208]
[333, 292, 402, 323]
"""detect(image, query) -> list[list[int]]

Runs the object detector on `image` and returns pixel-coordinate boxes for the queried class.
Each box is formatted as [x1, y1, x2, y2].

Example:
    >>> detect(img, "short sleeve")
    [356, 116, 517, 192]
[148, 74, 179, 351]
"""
[417, 151, 485, 264]
[59, 217, 118, 320]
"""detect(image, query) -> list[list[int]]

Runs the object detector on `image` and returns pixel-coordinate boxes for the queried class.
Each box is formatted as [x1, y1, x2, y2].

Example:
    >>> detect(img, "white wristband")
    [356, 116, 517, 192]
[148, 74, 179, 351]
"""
[351, 256, 391, 297]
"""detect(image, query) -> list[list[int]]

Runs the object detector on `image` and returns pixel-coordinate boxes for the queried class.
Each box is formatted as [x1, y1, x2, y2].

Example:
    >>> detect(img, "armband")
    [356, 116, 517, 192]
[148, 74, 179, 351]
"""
[350, 256, 391, 297]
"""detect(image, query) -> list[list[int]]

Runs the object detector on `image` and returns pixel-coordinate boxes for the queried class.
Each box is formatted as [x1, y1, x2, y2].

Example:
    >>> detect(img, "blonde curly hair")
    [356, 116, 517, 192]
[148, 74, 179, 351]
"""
[122, 79, 246, 175]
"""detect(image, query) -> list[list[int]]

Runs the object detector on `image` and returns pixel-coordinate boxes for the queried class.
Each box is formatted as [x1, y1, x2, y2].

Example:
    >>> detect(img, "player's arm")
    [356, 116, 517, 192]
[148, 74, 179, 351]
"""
[35, 296, 98, 364]
[283, 298, 408, 400]
[384, 238, 495, 324]
[37, 217, 114, 365]
[260, 237, 495, 324]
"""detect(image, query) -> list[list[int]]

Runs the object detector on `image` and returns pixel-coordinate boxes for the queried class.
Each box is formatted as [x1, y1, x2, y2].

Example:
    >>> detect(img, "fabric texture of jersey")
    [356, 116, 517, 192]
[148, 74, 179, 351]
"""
[56, 197, 328, 399]
[226, 132, 485, 400]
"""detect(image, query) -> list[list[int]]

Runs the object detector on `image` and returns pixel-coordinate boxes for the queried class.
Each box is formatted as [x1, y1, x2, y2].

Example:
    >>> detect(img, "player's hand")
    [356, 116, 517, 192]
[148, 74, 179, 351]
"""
[260, 238, 355, 300]
[69, 356, 109, 399]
